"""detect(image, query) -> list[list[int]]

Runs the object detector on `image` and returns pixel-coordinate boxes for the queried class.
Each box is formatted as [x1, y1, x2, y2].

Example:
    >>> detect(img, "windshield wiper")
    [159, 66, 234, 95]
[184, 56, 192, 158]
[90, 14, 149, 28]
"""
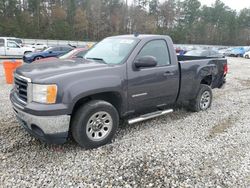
[86, 57, 107, 64]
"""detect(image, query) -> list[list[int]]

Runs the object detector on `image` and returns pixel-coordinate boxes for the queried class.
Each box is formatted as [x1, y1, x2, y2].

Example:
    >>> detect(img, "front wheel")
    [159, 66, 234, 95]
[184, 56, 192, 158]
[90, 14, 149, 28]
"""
[34, 56, 43, 61]
[71, 100, 119, 149]
[189, 84, 213, 112]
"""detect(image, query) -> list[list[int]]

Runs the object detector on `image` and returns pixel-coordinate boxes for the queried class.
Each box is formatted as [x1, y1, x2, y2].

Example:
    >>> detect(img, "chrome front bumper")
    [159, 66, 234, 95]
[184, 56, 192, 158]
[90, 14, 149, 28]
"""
[13, 106, 70, 144]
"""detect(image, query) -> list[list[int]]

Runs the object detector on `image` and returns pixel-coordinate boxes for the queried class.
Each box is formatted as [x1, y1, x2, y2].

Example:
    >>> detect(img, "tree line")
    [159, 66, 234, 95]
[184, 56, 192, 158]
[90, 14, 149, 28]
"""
[0, 0, 249, 45]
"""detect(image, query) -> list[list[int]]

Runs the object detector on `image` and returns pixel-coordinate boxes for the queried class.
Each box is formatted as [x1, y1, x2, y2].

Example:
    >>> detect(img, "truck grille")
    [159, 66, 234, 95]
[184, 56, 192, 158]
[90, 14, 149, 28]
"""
[14, 75, 28, 103]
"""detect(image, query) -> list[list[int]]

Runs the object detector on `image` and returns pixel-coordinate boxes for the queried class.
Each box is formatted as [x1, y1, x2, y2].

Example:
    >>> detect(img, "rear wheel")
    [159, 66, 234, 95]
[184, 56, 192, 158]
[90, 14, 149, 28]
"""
[246, 55, 249, 59]
[189, 84, 213, 112]
[71, 100, 119, 149]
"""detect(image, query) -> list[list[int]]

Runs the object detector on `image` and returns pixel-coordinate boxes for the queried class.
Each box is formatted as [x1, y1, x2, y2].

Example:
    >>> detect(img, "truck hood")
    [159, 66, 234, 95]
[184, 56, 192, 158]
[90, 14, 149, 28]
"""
[22, 46, 35, 52]
[16, 58, 108, 82]
[24, 51, 45, 57]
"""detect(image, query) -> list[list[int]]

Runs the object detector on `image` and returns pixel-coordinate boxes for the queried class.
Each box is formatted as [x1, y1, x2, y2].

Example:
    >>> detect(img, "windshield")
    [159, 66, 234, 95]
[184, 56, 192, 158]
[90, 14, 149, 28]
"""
[44, 47, 53, 52]
[84, 38, 139, 64]
[59, 49, 78, 59]
[8, 38, 22, 44]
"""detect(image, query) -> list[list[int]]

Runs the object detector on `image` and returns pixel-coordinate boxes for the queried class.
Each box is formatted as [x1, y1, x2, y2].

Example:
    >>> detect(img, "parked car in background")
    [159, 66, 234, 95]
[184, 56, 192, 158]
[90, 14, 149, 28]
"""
[27, 43, 48, 51]
[243, 47, 250, 53]
[0, 37, 34, 56]
[244, 51, 250, 59]
[175, 46, 187, 55]
[23, 45, 74, 63]
[225, 47, 245, 57]
[218, 47, 232, 57]
[34, 48, 88, 63]
[184, 50, 224, 58]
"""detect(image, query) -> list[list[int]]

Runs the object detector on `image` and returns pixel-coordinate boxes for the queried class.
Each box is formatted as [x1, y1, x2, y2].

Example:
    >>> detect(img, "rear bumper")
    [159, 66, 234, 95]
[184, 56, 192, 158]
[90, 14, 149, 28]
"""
[13, 105, 70, 144]
[218, 76, 226, 89]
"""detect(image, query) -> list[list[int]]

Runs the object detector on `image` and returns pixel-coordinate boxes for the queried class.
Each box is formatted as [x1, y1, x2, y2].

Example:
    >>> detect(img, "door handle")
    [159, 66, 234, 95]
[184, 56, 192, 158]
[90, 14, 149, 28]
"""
[163, 71, 174, 76]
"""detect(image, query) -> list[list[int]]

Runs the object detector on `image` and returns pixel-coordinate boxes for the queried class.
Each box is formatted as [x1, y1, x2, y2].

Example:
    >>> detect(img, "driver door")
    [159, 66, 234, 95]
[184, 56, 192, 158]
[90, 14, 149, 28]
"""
[47, 47, 61, 57]
[127, 39, 179, 112]
[6, 41, 22, 56]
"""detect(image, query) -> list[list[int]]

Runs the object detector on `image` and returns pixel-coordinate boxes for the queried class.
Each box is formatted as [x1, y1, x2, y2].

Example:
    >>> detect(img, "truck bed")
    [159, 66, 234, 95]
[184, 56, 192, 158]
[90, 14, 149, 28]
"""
[177, 55, 215, 61]
[177, 57, 227, 102]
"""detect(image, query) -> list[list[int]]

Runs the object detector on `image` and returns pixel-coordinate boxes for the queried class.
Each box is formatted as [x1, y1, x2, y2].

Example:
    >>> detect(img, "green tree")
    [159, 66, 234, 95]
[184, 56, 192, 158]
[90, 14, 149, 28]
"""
[0, 0, 249, 45]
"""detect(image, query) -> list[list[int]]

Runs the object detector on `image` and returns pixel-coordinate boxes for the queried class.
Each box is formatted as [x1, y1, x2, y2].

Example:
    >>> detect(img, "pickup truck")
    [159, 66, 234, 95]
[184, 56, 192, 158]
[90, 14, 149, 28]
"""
[0, 37, 35, 56]
[10, 35, 227, 149]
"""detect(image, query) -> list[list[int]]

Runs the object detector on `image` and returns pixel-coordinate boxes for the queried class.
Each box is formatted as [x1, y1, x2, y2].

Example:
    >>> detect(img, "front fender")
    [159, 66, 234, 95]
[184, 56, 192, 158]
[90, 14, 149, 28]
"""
[62, 75, 125, 114]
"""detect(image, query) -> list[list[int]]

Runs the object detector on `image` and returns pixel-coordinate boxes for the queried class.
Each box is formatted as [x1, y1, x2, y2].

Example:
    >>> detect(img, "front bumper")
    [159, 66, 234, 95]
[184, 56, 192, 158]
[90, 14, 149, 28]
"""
[13, 105, 70, 144]
[22, 55, 33, 63]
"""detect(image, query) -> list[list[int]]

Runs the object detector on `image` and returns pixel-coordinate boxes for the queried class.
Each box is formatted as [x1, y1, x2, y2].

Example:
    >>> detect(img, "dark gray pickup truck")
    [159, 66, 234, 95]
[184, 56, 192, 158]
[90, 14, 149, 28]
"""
[10, 35, 227, 148]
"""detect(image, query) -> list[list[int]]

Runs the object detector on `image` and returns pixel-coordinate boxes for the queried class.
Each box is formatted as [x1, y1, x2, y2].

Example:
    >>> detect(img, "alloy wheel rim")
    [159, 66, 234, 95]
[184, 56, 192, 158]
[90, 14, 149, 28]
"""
[86, 111, 113, 141]
[200, 91, 211, 110]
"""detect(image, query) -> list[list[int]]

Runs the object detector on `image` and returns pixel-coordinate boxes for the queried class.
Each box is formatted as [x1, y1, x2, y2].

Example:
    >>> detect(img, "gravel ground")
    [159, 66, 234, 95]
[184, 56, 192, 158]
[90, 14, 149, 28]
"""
[0, 58, 250, 187]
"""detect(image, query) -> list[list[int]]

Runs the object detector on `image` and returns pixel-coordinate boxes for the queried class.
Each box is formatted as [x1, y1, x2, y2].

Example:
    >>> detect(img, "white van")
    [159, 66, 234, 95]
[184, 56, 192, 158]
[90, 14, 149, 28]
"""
[0, 37, 35, 56]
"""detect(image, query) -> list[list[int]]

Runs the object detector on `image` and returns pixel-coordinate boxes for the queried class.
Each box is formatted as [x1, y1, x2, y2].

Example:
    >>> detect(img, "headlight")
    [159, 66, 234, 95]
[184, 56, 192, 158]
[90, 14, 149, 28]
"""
[25, 53, 33, 57]
[32, 84, 57, 104]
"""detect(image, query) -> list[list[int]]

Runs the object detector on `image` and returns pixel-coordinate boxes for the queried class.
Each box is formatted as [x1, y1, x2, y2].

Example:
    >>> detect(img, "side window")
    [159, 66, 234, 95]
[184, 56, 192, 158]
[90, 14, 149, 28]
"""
[62, 47, 72, 52]
[201, 51, 207, 56]
[210, 51, 217, 55]
[137, 40, 170, 66]
[0, 39, 4, 47]
[7, 41, 19, 48]
[51, 47, 60, 51]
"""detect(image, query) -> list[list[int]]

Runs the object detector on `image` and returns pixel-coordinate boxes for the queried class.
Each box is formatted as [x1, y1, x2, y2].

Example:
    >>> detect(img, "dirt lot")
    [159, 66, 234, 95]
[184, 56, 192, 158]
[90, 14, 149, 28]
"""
[0, 58, 250, 187]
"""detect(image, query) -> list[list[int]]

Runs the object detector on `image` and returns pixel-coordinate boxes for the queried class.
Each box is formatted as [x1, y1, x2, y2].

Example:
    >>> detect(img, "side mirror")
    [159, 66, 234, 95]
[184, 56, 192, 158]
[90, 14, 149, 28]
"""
[134, 56, 157, 68]
[49, 51, 52, 53]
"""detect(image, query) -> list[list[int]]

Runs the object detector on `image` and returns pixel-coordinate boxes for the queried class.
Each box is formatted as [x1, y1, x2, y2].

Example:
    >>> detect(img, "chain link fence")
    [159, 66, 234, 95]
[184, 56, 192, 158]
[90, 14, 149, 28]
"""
[22, 38, 95, 47]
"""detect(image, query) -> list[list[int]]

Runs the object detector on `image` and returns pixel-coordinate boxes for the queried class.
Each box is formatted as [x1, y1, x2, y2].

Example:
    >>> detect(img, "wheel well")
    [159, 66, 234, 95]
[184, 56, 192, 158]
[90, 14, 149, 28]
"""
[71, 92, 123, 116]
[201, 75, 212, 86]
[33, 55, 43, 61]
[34, 55, 43, 58]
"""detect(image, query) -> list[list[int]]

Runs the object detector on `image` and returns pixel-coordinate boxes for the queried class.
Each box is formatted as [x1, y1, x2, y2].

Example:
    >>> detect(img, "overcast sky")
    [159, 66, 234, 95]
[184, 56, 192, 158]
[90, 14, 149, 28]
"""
[199, 0, 249, 11]
[129, 0, 249, 11]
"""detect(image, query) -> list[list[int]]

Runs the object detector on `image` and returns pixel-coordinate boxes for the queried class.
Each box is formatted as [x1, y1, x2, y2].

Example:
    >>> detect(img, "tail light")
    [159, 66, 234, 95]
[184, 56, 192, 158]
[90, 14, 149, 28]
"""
[223, 64, 228, 75]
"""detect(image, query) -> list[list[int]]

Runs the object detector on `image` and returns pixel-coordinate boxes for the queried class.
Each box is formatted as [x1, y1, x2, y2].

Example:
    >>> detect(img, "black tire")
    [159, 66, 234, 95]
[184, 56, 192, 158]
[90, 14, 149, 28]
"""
[71, 100, 119, 149]
[189, 84, 213, 112]
[246, 55, 249, 59]
[33, 56, 43, 61]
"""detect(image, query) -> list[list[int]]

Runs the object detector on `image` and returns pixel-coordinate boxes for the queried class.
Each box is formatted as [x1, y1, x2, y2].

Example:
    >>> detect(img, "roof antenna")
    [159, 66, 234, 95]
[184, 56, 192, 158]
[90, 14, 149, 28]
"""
[134, 32, 139, 37]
